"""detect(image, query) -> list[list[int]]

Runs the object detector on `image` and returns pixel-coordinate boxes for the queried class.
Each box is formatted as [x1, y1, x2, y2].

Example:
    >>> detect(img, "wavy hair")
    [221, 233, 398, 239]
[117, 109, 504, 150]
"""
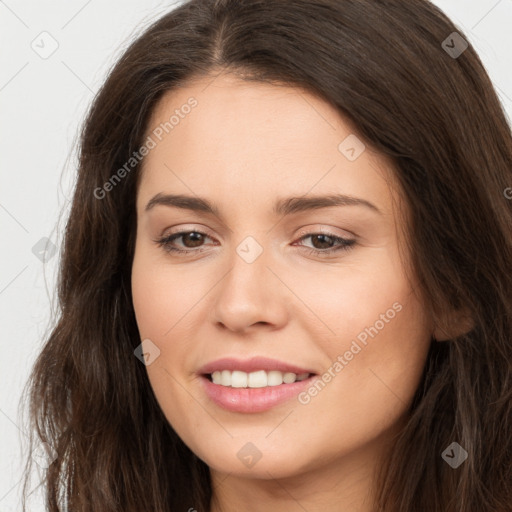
[21, 0, 512, 510]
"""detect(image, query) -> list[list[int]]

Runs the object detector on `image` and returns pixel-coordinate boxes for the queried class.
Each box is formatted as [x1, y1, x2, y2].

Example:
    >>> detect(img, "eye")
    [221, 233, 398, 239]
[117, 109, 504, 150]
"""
[153, 229, 356, 256]
[293, 231, 356, 256]
[154, 230, 213, 254]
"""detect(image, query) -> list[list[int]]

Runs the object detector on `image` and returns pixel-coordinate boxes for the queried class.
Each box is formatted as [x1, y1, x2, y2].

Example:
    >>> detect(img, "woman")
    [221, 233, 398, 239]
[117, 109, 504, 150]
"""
[21, 0, 512, 510]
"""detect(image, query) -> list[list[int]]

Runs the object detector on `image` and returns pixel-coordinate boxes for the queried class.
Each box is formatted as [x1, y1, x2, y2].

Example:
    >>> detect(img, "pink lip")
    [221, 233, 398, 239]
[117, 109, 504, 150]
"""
[197, 356, 315, 375]
[200, 374, 317, 413]
[197, 357, 318, 413]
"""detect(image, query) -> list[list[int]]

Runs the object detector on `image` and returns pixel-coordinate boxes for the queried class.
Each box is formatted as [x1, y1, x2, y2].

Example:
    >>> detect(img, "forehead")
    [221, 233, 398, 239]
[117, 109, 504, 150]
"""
[137, 73, 401, 220]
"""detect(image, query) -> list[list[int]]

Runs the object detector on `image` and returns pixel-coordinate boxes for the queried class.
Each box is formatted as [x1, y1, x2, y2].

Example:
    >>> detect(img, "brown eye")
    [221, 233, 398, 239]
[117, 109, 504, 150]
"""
[294, 232, 356, 256]
[179, 232, 206, 248]
[309, 234, 336, 249]
[154, 230, 214, 254]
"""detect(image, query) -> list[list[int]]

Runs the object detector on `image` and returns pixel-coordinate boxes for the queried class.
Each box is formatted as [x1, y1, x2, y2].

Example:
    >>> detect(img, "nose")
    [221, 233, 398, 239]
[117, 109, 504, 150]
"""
[210, 241, 289, 334]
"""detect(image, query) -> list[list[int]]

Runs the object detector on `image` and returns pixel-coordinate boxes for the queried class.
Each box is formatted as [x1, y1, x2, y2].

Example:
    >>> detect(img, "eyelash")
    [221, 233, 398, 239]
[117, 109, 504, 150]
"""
[153, 229, 356, 257]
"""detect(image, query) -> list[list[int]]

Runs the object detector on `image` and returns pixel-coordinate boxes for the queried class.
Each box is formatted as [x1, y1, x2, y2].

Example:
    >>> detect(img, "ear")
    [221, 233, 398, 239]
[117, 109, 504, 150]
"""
[432, 307, 474, 341]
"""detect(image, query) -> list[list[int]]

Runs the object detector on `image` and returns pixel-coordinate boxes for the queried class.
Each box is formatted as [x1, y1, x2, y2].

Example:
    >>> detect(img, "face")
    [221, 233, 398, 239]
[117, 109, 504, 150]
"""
[131, 72, 433, 484]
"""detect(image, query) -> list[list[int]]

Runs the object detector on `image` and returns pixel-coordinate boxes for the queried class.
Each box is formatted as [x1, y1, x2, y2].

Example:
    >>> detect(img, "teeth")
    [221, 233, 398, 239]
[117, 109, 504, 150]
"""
[231, 370, 247, 388]
[221, 370, 231, 386]
[248, 370, 267, 388]
[210, 370, 310, 388]
[267, 370, 283, 386]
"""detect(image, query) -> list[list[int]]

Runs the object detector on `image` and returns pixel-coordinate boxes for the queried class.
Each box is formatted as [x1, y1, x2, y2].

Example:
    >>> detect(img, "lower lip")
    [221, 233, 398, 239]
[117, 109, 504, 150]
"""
[200, 374, 317, 413]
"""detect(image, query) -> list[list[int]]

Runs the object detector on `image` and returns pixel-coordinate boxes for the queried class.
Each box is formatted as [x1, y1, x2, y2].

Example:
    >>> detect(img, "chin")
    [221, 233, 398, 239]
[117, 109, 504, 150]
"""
[196, 442, 314, 480]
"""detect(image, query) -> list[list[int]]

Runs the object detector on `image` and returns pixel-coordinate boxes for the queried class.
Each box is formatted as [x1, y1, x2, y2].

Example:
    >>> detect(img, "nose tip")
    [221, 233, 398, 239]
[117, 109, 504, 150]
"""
[211, 263, 288, 334]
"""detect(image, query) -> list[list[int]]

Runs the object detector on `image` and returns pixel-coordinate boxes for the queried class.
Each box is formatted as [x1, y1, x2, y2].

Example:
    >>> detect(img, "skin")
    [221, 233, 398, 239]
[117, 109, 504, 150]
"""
[131, 71, 446, 511]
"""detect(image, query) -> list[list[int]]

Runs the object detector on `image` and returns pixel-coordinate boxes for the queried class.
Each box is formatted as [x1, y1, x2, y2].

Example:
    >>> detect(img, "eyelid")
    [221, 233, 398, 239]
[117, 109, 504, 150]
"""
[295, 225, 356, 239]
[160, 224, 216, 238]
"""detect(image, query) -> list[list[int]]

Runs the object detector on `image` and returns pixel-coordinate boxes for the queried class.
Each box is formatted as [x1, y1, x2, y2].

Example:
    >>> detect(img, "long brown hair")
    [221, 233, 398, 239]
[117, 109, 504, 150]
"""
[20, 0, 512, 510]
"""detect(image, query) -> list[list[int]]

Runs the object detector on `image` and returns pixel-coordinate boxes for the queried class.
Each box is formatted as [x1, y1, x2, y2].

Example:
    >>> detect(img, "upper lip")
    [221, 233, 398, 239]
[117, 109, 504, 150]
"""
[198, 356, 317, 375]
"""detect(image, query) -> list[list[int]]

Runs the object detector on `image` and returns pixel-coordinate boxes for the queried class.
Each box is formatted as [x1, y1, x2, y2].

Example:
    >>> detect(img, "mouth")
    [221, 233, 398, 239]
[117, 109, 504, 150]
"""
[197, 356, 319, 412]
[199, 369, 318, 413]
[202, 369, 315, 388]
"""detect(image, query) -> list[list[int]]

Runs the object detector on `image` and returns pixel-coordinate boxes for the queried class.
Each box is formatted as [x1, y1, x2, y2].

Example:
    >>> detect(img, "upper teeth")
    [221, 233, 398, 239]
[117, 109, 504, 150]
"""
[210, 370, 310, 388]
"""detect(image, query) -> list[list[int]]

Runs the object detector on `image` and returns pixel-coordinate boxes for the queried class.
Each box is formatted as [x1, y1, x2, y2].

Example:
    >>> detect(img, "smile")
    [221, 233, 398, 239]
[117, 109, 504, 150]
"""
[208, 369, 311, 387]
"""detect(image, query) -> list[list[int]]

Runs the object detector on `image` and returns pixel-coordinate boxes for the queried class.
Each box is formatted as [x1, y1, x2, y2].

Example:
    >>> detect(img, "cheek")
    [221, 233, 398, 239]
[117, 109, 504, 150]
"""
[131, 245, 197, 340]
[295, 250, 415, 345]
[315, 281, 430, 422]
[131, 251, 203, 433]
[131, 245, 207, 379]
[131, 272, 173, 338]
[302, 247, 431, 410]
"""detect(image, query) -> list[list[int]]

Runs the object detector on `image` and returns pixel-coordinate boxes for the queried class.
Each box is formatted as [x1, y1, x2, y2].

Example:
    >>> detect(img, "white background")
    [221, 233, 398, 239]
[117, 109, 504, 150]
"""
[1, 0, 511, 510]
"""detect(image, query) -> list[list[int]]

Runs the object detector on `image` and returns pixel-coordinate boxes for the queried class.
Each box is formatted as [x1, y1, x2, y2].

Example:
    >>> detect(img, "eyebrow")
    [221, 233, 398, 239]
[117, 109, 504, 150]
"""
[144, 193, 382, 216]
